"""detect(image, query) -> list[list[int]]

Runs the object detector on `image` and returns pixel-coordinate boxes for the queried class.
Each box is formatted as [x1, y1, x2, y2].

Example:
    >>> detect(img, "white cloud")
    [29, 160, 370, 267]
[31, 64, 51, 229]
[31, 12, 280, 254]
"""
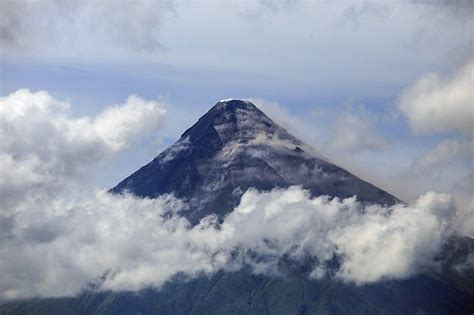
[0, 89, 167, 210]
[328, 109, 389, 154]
[0, 191, 189, 299]
[0, 184, 459, 299]
[399, 61, 474, 134]
[415, 138, 473, 170]
[93, 95, 167, 150]
[327, 191, 454, 283]
[230, 188, 455, 284]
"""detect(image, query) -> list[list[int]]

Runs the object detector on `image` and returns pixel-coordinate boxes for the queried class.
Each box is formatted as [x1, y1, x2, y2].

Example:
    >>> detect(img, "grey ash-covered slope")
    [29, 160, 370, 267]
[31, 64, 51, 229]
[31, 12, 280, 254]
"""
[112, 99, 398, 222]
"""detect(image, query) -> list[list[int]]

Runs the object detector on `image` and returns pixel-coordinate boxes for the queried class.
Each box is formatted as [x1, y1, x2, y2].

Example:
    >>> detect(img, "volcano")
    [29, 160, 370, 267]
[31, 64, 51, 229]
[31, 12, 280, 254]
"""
[1, 100, 473, 315]
[111, 99, 398, 224]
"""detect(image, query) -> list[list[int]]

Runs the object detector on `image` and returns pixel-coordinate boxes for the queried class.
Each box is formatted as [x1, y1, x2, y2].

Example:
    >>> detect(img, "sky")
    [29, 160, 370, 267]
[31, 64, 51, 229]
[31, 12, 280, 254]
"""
[0, 0, 473, 299]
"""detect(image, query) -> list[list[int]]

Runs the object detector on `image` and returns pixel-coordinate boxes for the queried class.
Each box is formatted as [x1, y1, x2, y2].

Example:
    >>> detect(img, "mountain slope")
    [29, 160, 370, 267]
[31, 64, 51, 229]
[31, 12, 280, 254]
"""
[111, 99, 398, 223]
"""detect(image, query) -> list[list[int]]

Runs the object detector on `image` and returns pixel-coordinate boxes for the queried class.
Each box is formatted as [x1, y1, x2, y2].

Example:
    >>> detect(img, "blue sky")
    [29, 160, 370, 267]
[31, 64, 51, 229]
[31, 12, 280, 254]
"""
[1, 0, 472, 208]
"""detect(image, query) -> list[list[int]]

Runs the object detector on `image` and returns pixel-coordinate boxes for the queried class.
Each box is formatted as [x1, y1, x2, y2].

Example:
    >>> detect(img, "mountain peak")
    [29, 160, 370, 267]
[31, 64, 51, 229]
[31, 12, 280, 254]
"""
[181, 99, 280, 144]
[112, 99, 399, 223]
[212, 99, 258, 113]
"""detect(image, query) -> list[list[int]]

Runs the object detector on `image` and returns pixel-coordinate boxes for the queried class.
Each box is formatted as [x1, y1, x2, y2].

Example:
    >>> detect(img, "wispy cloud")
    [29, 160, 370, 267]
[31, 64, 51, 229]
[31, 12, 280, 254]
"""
[327, 104, 389, 154]
[399, 60, 474, 134]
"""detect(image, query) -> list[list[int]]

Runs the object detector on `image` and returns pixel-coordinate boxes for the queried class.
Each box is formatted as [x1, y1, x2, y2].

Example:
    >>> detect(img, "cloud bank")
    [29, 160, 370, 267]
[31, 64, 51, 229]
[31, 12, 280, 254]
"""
[1, 89, 470, 300]
[399, 60, 474, 134]
[328, 107, 389, 154]
[0, 184, 460, 299]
